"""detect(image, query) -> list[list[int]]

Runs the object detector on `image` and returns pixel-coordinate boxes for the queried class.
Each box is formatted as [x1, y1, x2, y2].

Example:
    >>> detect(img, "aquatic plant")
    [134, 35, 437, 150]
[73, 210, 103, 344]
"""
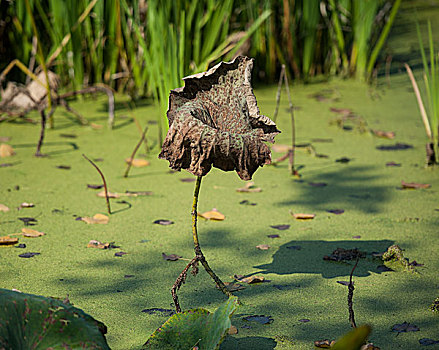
[159, 56, 279, 312]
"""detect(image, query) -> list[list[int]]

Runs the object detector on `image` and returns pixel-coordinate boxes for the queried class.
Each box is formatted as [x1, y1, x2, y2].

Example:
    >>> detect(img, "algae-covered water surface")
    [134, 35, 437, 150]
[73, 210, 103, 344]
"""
[1, 71, 438, 349]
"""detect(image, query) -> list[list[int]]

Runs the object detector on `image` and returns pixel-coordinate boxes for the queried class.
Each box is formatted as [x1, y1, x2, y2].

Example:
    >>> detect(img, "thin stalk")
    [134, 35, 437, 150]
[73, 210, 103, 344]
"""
[283, 71, 296, 175]
[82, 154, 111, 215]
[272, 65, 285, 123]
[124, 125, 148, 178]
[348, 257, 360, 329]
[191, 176, 231, 297]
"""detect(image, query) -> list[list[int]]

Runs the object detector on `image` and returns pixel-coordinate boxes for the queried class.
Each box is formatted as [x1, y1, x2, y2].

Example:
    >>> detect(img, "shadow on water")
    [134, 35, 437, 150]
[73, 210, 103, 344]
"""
[254, 239, 394, 278]
[220, 336, 277, 350]
[276, 165, 392, 214]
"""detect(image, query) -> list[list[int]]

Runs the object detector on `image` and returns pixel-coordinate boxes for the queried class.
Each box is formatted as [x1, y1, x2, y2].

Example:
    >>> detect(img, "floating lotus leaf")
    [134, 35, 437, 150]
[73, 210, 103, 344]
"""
[0, 288, 110, 349]
[144, 296, 238, 350]
[159, 56, 280, 180]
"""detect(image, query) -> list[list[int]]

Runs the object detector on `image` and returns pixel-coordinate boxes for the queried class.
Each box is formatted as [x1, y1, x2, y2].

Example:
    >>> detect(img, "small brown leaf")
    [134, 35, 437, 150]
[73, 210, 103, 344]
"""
[330, 107, 352, 116]
[291, 212, 315, 220]
[97, 190, 120, 198]
[21, 228, 45, 237]
[401, 181, 431, 189]
[154, 219, 174, 225]
[236, 182, 262, 193]
[0, 204, 10, 212]
[125, 158, 150, 167]
[256, 244, 270, 250]
[228, 325, 238, 335]
[0, 144, 15, 157]
[162, 253, 182, 261]
[90, 123, 103, 129]
[81, 214, 109, 224]
[87, 240, 110, 249]
[234, 275, 265, 284]
[0, 236, 19, 245]
[124, 190, 153, 197]
[314, 339, 334, 348]
[198, 208, 225, 221]
[220, 282, 246, 292]
[19, 202, 34, 209]
[371, 129, 395, 139]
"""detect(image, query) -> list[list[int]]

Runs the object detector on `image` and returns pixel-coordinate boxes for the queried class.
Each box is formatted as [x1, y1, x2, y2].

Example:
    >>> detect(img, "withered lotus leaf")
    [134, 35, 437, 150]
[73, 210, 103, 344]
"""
[159, 56, 280, 180]
[21, 228, 45, 237]
[0, 236, 19, 245]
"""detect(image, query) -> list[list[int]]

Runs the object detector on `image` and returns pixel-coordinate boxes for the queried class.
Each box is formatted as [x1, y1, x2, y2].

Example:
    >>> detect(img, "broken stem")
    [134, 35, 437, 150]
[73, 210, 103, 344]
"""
[124, 125, 148, 178]
[35, 109, 47, 157]
[348, 257, 360, 329]
[283, 71, 296, 175]
[273, 65, 285, 123]
[82, 154, 111, 215]
[171, 256, 199, 314]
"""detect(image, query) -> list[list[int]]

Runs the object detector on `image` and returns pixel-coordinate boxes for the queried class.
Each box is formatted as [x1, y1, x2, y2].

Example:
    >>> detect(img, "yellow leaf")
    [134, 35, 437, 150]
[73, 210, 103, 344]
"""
[256, 244, 270, 250]
[0, 144, 15, 157]
[234, 275, 265, 284]
[81, 214, 109, 224]
[21, 228, 45, 237]
[0, 204, 10, 212]
[0, 236, 19, 245]
[90, 123, 103, 129]
[291, 212, 316, 220]
[198, 208, 225, 221]
[87, 240, 110, 249]
[125, 158, 150, 167]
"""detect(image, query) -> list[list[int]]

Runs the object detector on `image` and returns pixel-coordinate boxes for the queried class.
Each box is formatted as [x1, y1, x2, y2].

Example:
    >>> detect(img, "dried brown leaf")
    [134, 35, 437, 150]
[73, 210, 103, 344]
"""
[90, 123, 103, 129]
[0, 236, 19, 245]
[401, 181, 431, 189]
[291, 212, 316, 220]
[87, 240, 110, 249]
[198, 208, 225, 221]
[371, 129, 395, 139]
[256, 244, 270, 250]
[19, 202, 35, 209]
[271, 144, 291, 153]
[97, 191, 120, 198]
[125, 158, 150, 167]
[0, 204, 10, 212]
[162, 253, 182, 261]
[234, 275, 265, 284]
[228, 326, 238, 335]
[314, 339, 334, 348]
[81, 214, 109, 224]
[0, 144, 15, 157]
[21, 228, 45, 237]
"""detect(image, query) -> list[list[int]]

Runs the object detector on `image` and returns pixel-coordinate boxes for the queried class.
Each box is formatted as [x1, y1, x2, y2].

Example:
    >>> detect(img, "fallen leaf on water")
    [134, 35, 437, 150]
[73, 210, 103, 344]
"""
[314, 339, 334, 348]
[291, 212, 315, 220]
[236, 182, 262, 193]
[270, 224, 290, 230]
[335, 157, 351, 163]
[0, 204, 10, 212]
[220, 282, 246, 292]
[386, 161, 401, 167]
[125, 190, 153, 197]
[326, 209, 345, 215]
[97, 190, 120, 198]
[419, 338, 439, 346]
[392, 322, 419, 334]
[228, 325, 238, 335]
[87, 184, 104, 189]
[18, 217, 37, 226]
[0, 236, 19, 245]
[376, 143, 413, 151]
[267, 234, 280, 238]
[125, 158, 150, 167]
[115, 252, 127, 257]
[87, 240, 110, 249]
[0, 144, 15, 157]
[0, 137, 11, 142]
[308, 182, 327, 187]
[352, 235, 361, 239]
[18, 252, 40, 258]
[234, 275, 265, 284]
[242, 315, 273, 324]
[18, 202, 34, 209]
[256, 244, 270, 250]
[154, 219, 174, 225]
[330, 107, 352, 116]
[298, 319, 310, 323]
[162, 253, 181, 261]
[198, 208, 225, 221]
[401, 181, 431, 189]
[81, 214, 109, 224]
[56, 165, 71, 170]
[239, 200, 257, 206]
[371, 130, 396, 139]
[21, 228, 45, 237]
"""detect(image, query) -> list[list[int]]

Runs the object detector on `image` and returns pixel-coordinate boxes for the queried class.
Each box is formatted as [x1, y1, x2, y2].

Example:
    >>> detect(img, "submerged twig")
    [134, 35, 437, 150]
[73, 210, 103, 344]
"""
[124, 125, 148, 178]
[82, 154, 111, 215]
[348, 257, 360, 329]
